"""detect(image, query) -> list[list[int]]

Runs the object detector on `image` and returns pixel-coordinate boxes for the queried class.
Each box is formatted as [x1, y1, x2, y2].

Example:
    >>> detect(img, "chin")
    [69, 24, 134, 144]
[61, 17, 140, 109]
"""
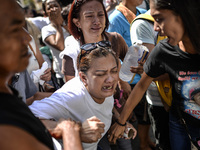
[105, 92, 114, 98]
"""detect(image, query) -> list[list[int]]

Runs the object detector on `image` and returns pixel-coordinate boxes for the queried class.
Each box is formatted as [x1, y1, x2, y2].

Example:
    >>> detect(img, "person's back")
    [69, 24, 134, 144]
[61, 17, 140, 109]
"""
[107, 0, 146, 47]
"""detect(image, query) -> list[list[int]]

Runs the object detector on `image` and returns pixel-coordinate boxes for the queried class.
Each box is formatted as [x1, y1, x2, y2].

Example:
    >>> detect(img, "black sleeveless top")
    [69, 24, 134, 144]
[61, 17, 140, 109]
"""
[0, 87, 54, 149]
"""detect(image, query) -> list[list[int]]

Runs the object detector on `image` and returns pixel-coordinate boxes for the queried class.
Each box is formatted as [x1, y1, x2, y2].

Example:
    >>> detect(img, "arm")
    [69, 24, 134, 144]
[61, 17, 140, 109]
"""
[49, 118, 83, 150]
[41, 116, 105, 143]
[108, 72, 154, 143]
[26, 92, 52, 106]
[62, 55, 75, 82]
[0, 121, 83, 150]
[45, 9, 65, 51]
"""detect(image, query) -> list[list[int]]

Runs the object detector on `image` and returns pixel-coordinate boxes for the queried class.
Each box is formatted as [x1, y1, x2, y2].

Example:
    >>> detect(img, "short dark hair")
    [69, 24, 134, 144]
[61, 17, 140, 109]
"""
[151, 0, 200, 53]
[68, 0, 109, 40]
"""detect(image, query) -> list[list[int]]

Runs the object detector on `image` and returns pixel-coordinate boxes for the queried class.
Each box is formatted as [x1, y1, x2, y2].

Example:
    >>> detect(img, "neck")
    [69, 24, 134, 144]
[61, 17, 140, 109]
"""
[83, 34, 104, 44]
[121, 1, 137, 14]
[178, 40, 197, 54]
[85, 85, 105, 104]
[91, 94, 105, 104]
[0, 78, 12, 94]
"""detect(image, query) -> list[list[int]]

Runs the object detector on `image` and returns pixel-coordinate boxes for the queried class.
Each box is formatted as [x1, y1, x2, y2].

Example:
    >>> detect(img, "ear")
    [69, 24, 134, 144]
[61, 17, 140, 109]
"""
[79, 72, 88, 86]
[73, 18, 81, 28]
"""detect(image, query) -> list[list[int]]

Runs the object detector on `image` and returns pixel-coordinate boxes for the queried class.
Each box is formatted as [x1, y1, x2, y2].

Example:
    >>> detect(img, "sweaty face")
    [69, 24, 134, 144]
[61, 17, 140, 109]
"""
[75, 1, 106, 40]
[83, 54, 119, 104]
[0, 0, 31, 74]
[150, 1, 185, 46]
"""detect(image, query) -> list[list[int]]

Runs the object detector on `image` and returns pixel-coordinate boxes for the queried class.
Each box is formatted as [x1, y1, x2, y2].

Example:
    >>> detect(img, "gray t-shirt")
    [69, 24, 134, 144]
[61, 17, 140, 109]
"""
[11, 70, 38, 103]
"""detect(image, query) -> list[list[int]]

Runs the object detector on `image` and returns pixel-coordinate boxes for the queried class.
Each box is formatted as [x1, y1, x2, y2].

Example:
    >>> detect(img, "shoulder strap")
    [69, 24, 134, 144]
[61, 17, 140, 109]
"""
[116, 3, 136, 24]
[130, 13, 154, 27]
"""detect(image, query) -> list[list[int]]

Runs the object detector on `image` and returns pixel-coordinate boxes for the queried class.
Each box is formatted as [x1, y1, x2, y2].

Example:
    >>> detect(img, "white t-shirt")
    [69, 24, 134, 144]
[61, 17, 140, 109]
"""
[29, 77, 114, 150]
[59, 35, 80, 77]
[42, 24, 70, 78]
[130, 11, 163, 106]
[28, 17, 50, 31]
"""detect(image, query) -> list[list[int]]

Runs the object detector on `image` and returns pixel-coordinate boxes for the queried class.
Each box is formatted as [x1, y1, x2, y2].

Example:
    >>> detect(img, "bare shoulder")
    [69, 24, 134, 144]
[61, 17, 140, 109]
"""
[0, 125, 50, 150]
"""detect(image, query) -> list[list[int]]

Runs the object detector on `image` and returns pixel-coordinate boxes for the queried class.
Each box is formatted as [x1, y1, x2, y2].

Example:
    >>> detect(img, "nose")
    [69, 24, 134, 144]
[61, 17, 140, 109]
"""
[93, 16, 100, 25]
[154, 22, 160, 32]
[106, 74, 115, 83]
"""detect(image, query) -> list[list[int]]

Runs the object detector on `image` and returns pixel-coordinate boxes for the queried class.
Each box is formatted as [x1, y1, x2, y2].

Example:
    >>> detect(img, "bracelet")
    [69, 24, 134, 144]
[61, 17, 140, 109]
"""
[116, 119, 126, 126]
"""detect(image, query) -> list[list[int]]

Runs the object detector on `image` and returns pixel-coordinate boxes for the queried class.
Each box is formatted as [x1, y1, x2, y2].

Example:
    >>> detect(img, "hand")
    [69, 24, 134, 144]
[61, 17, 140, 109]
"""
[123, 122, 137, 140]
[40, 68, 51, 81]
[49, 118, 81, 139]
[49, 8, 63, 26]
[130, 61, 145, 74]
[81, 116, 105, 143]
[49, 118, 83, 150]
[107, 122, 125, 144]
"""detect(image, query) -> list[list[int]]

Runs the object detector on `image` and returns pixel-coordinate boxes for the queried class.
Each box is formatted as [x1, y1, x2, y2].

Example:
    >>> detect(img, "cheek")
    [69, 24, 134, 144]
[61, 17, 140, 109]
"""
[80, 20, 90, 29]
[0, 56, 20, 72]
[89, 78, 103, 89]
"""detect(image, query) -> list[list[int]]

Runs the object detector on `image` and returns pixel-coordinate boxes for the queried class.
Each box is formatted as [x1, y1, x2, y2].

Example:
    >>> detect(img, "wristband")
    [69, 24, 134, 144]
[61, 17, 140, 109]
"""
[116, 119, 126, 126]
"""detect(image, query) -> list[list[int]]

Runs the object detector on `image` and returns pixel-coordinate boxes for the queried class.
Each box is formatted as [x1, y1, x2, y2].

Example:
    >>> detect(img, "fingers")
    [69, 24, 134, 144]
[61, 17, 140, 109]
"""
[87, 116, 101, 122]
[43, 68, 51, 74]
[40, 68, 51, 81]
[108, 134, 118, 144]
[81, 117, 105, 143]
[107, 123, 125, 144]
[130, 66, 144, 74]
[132, 128, 137, 139]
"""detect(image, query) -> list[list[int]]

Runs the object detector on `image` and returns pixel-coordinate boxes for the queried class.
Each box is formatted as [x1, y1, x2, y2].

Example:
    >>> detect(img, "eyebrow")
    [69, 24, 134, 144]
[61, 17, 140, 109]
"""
[83, 11, 94, 15]
[95, 66, 118, 72]
[83, 10, 104, 15]
[151, 14, 161, 18]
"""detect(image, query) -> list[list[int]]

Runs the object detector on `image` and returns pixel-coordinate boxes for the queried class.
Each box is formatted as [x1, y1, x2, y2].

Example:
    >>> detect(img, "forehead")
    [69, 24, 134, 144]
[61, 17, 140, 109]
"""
[0, 0, 25, 31]
[90, 54, 117, 70]
[46, 0, 59, 5]
[80, 1, 104, 13]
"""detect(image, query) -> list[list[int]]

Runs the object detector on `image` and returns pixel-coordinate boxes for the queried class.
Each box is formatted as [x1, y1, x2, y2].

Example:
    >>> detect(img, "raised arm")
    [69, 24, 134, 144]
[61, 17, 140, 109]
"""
[45, 8, 65, 51]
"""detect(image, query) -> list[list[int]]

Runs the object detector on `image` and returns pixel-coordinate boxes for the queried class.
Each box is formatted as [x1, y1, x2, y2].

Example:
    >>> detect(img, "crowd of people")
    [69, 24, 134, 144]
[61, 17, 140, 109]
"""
[0, 0, 200, 150]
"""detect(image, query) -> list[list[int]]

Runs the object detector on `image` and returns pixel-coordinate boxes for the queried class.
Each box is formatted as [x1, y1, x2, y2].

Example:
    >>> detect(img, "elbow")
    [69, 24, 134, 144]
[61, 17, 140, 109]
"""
[52, 42, 65, 51]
